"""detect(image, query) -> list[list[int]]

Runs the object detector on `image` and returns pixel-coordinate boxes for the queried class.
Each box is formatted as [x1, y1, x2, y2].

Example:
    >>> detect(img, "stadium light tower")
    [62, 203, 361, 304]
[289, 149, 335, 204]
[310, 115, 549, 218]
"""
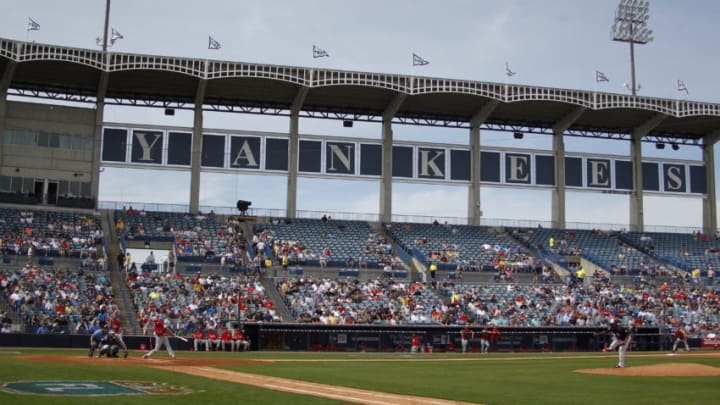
[611, 0, 653, 96]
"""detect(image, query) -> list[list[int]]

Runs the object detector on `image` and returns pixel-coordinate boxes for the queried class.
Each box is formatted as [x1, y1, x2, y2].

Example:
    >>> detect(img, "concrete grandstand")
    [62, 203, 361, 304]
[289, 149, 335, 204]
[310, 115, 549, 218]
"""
[0, 37, 719, 352]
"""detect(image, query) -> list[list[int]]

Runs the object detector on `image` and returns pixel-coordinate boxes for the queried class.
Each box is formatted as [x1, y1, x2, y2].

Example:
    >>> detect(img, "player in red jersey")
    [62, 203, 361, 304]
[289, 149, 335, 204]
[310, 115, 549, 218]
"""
[143, 318, 176, 359]
[219, 328, 234, 352]
[460, 325, 474, 353]
[480, 326, 491, 353]
[207, 329, 220, 351]
[233, 329, 251, 351]
[108, 315, 129, 358]
[410, 334, 421, 353]
[672, 327, 690, 353]
[192, 327, 207, 352]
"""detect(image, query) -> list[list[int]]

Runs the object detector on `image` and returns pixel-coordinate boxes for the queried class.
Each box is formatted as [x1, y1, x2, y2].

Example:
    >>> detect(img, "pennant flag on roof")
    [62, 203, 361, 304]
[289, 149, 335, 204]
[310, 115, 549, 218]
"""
[595, 70, 609, 83]
[313, 45, 329, 58]
[412, 53, 429, 66]
[677, 79, 689, 95]
[208, 36, 221, 50]
[27, 17, 40, 31]
[110, 28, 123, 44]
[505, 61, 516, 77]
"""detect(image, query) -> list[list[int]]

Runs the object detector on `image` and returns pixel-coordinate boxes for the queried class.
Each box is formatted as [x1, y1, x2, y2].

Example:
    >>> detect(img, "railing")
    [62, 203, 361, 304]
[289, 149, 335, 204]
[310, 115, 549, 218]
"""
[98, 201, 190, 213]
[97, 200, 703, 234]
[296, 210, 381, 222]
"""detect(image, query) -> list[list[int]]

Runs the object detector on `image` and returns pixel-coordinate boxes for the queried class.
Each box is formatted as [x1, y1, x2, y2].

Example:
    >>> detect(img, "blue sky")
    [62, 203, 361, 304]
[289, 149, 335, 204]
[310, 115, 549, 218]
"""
[1, 0, 717, 229]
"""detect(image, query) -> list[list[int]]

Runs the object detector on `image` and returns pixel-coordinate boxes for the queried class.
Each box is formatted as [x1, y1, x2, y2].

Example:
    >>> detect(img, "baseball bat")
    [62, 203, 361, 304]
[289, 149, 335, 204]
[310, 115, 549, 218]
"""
[170, 333, 188, 343]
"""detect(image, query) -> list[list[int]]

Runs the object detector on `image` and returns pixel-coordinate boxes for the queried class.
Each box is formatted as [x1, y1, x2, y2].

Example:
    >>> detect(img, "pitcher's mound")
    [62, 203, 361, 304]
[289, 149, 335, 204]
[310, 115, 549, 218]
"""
[576, 363, 720, 377]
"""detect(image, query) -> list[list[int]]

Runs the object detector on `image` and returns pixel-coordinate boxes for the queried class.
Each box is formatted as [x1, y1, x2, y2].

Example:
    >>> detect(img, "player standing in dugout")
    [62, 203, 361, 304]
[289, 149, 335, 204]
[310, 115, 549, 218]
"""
[460, 325, 474, 353]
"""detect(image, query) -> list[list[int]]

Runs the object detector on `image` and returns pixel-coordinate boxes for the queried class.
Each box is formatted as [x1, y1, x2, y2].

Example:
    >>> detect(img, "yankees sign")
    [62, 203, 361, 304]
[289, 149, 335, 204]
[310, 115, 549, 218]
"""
[101, 127, 707, 195]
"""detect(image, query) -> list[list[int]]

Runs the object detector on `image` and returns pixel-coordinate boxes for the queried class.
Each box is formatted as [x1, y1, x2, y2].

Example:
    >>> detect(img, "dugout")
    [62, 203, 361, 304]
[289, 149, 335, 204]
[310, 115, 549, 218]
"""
[244, 324, 663, 353]
[0, 325, 664, 353]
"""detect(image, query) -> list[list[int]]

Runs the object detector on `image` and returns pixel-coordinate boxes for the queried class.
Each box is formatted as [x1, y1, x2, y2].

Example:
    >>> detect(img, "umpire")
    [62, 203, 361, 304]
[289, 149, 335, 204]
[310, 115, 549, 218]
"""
[88, 325, 108, 358]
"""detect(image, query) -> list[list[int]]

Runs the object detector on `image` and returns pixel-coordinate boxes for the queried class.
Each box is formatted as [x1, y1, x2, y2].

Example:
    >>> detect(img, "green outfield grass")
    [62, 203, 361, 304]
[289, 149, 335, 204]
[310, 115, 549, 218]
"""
[1, 349, 718, 405]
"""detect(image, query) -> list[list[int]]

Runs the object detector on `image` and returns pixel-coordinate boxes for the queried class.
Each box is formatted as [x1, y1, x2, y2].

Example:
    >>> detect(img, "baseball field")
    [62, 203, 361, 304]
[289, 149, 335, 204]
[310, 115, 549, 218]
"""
[1, 348, 719, 404]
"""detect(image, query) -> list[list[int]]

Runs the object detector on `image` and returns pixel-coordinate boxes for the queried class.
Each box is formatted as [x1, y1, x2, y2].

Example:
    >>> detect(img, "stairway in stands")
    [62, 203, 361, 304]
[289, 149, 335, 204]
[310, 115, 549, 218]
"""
[239, 216, 295, 322]
[100, 209, 140, 335]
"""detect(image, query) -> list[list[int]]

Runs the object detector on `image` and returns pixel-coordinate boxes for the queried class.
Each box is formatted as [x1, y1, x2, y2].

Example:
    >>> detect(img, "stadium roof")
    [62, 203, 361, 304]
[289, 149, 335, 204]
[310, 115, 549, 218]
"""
[2, 37, 719, 145]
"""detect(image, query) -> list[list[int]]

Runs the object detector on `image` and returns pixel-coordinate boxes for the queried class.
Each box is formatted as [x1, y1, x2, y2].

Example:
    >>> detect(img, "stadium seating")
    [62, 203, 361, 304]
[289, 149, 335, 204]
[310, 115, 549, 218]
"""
[620, 231, 720, 272]
[385, 222, 528, 272]
[254, 218, 399, 269]
[516, 227, 658, 275]
[0, 266, 113, 333]
[116, 209, 249, 264]
[127, 272, 278, 335]
[1, 204, 712, 337]
[277, 277, 452, 325]
[0, 207, 102, 258]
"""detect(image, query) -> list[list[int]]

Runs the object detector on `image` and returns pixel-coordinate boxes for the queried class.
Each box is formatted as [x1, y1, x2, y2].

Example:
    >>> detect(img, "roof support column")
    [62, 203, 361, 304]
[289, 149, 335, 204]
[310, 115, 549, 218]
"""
[468, 101, 499, 225]
[286, 86, 309, 219]
[0, 60, 17, 173]
[189, 78, 207, 213]
[380, 93, 407, 223]
[90, 71, 109, 206]
[702, 130, 720, 235]
[629, 133, 643, 231]
[551, 107, 585, 229]
[629, 113, 667, 232]
[551, 131, 566, 229]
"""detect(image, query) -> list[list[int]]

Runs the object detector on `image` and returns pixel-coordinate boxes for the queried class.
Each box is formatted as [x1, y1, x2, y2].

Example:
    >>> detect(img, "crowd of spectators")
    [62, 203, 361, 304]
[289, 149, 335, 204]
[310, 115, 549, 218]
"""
[125, 270, 278, 337]
[277, 277, 466, 325]
[0, 209, 104, 263]
[117, 208, 251, 266]
[0, 264, 113, 334]
[4, 207, 719, 345]
[386, 221, 529, 274]
[271, 269, 720, 338]
[446, 274, 719, 338]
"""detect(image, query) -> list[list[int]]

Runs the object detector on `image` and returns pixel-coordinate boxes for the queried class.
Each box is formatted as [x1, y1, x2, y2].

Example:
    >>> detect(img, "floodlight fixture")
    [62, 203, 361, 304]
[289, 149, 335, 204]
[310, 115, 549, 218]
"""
[671, 143, 679, 151]
[611, 0, 653, 96]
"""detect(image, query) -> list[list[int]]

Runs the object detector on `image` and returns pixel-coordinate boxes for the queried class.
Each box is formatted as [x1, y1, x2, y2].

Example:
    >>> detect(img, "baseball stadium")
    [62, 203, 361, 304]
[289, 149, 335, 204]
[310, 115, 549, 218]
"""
[1, 1, 720, 404]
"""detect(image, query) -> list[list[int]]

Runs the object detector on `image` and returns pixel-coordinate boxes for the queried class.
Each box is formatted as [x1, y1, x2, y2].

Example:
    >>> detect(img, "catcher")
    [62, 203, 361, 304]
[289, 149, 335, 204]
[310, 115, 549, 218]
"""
[98, 330, 123, 358]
